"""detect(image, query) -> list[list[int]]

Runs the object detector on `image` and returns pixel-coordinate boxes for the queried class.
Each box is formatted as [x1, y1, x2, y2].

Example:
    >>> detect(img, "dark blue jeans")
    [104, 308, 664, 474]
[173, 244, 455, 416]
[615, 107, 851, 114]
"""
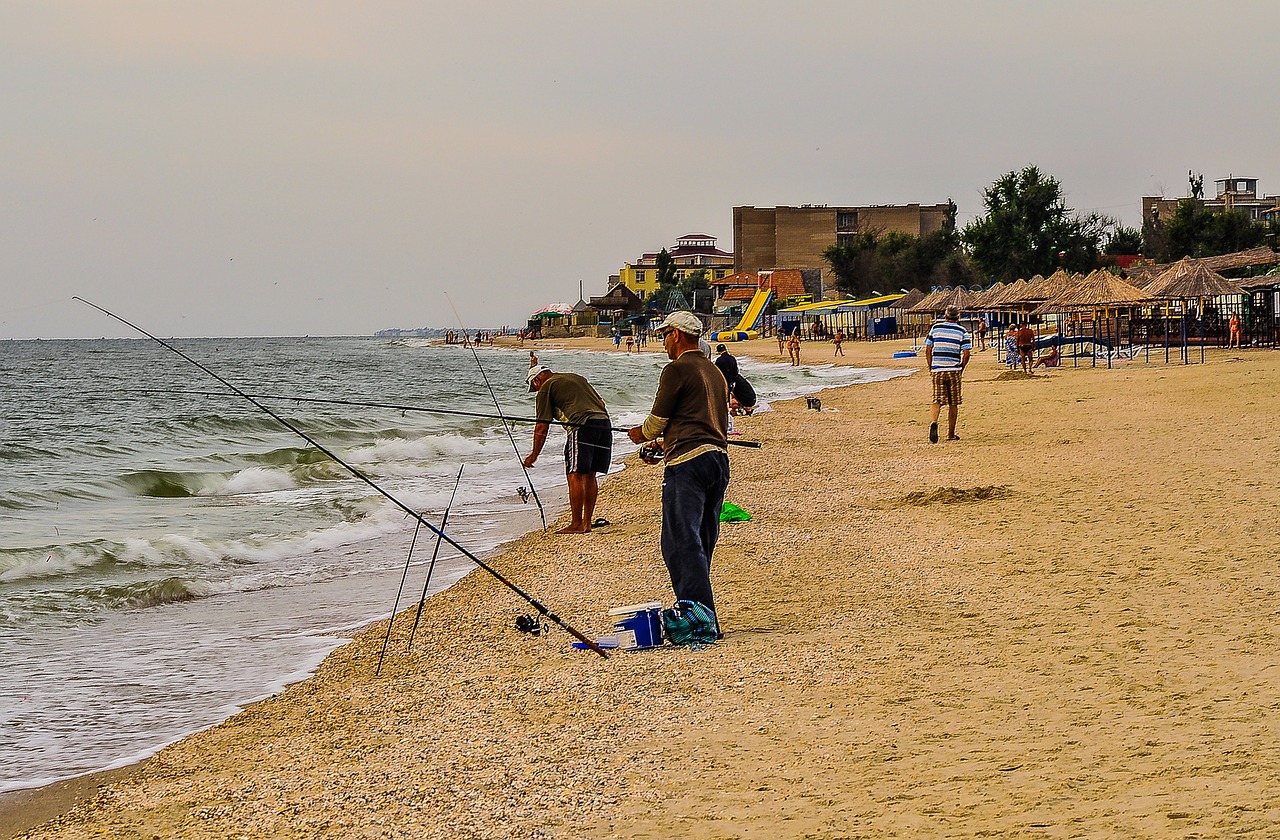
[660, 451, 730, 612]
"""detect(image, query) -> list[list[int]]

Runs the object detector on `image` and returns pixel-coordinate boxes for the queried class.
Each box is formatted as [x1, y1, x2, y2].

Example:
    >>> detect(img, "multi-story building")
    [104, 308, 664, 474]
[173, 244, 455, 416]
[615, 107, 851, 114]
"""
[617, 233, 735, 301]
[1144, 176, 1280, 226]
[733, 203, 951, 277]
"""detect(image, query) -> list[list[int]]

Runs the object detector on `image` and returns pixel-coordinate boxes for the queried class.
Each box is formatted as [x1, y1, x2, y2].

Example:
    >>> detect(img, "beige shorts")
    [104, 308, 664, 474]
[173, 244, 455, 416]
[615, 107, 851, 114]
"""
[931, 370, 963, 406]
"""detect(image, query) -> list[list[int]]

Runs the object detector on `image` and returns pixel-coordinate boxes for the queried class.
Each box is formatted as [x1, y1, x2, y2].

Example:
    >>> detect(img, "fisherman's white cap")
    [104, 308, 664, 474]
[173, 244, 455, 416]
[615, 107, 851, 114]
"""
[657, 310, 702, 337]
[526, 364, 551, 391]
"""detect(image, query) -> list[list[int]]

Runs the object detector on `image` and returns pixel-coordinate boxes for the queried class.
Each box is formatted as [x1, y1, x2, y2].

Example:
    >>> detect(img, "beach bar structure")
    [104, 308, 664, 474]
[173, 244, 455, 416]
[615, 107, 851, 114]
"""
[775, 293, 906, 341]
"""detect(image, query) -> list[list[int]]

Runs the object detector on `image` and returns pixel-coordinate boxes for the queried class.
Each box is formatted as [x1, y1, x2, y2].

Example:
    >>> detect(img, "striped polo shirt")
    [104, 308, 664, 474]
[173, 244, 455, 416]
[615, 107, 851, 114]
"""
[924, 320, 972, 371]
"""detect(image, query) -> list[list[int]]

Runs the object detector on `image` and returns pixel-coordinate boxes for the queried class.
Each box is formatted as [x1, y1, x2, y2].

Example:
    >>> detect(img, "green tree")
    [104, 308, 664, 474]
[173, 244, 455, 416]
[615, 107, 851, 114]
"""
[654, 249, 677, 293]
[1104, 225, 1144, 255]
[1162, 200, 1266, 260]
[962, 166, 1109, 279]
[823, 224, 975, 298]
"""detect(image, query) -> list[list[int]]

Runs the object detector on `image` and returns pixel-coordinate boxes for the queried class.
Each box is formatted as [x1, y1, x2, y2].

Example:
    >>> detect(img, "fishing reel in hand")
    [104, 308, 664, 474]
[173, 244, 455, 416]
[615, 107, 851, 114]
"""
[638, 440, 664, 465]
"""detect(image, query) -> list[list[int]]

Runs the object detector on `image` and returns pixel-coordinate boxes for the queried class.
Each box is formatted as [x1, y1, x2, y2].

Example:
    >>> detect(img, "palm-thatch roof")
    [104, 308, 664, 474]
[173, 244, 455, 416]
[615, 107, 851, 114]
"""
[1200, 246, 1280, 273]
[1030, 269, 1152, 314]
[934, 286, 979, 312]
[905, 287, 953, 313]
[887, 288, 926, 310]
[988, 278, 1032, 308]
[1122, 264, 1161, 289]
[1238, 272, 1280, 291]
[1145, 257, 1245, 299]
[969, 281, 1006, 309]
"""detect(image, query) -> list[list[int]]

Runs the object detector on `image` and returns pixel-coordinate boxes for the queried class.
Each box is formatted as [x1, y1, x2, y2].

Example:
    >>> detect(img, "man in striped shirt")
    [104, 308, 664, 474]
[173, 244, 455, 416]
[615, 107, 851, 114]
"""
[924, 306, 972, 443]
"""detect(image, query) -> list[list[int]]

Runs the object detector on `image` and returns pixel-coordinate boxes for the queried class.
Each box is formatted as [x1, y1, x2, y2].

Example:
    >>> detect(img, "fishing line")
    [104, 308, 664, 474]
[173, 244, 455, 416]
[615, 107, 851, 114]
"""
[73, 296, 610, 660]
[446, 293, 547, 529]
[407, 463, 464, 653]
[93, 387, 764, 449]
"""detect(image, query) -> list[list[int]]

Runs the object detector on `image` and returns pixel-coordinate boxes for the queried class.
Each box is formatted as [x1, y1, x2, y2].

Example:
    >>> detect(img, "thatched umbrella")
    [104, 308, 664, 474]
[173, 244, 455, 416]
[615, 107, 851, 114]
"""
[1031, 269, 1152, 315]
[1145, 257, 1244, 298]
[888, 288, 925, 310]
[934, 286, 979, 312]
[1122, 264, 1161, 289]
[905, 286, 953, 313]
[969, 281, 1005, 309]
[987, 278, 1030, 309]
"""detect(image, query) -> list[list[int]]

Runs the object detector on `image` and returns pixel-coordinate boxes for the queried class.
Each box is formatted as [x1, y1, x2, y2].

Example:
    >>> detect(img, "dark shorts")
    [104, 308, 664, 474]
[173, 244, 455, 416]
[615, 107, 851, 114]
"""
[1017, 344, 1034, 356]
[565, 417, 612, 475]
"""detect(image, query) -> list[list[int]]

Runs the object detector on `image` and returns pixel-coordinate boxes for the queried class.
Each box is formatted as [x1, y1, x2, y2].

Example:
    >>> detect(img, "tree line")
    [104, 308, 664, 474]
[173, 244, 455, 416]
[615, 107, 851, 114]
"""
[822, 165, 1280, 298]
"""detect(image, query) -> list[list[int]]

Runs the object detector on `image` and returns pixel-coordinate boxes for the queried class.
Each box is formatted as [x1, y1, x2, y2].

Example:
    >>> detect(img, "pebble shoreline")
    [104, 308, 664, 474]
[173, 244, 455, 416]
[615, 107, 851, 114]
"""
[9, 335, 1280, 838]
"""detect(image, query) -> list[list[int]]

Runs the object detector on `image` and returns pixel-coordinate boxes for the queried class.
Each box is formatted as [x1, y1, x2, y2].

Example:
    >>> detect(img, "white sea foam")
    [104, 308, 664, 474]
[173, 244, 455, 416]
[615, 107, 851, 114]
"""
[214, 467, 298, 496]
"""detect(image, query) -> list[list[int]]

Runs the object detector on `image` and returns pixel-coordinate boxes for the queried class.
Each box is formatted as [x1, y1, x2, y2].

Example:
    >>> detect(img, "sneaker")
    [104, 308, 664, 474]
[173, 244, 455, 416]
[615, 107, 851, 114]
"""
[929, 422, 938, 444]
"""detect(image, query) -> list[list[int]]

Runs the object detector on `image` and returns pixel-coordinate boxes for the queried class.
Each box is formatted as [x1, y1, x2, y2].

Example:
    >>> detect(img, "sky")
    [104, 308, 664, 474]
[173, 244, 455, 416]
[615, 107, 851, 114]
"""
[4, 1, 1278, 339]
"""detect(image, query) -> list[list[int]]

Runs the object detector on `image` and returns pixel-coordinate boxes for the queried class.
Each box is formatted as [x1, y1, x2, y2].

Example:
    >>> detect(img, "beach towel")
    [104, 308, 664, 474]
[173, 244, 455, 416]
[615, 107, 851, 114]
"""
[662, 600, 720, 646]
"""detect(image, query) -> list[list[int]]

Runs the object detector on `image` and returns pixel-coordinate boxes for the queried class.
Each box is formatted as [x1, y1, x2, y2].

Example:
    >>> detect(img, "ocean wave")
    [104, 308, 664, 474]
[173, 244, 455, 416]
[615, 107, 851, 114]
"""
[96, 576, 205, 609]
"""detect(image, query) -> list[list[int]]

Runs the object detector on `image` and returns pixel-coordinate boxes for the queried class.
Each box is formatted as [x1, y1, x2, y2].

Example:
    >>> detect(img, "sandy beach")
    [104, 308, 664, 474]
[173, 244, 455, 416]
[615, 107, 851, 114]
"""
[8, 334, 1280, 839]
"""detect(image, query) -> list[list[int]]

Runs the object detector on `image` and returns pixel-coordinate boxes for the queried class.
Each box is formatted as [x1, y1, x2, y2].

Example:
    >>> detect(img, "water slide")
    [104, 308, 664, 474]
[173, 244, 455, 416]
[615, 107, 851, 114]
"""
[711, 289, 773, 341]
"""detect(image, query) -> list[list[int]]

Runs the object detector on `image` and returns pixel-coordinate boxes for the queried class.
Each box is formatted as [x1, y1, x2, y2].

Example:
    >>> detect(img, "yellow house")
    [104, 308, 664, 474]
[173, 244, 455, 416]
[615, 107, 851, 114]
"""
[617, 233, 734, 301]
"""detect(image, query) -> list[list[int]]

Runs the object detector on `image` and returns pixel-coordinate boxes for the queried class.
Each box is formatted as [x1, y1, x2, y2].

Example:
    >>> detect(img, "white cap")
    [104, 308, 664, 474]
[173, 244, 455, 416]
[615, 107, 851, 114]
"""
[657, 310, 702, 336]
[526, 365, 550, 391]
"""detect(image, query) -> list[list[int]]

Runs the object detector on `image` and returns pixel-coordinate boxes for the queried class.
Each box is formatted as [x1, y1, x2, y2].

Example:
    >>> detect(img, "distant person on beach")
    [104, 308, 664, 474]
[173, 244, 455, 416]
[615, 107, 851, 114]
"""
[1014, 322, 1036, 373]
[613, 330, 622, 349]
[777, 330, 786, 356]
[977, 317, 988, 351]
[625, 333, 635, 353]
[787, 329, 801, 366]
[523, 363, 612, 534]
[832, 329, 845, 357]
[714, 343, 756, 415]
[628, 310, 729, 635]
[925, 306, 971, 444]
[1229, 313, 1242, 348]
[1032, 343, 1061, 369]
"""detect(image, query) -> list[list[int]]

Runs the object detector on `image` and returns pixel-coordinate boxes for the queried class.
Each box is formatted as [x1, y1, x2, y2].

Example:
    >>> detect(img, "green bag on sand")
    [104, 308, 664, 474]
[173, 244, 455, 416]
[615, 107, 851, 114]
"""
[662, 600, 720, 647]
[720, 502, 752, 522]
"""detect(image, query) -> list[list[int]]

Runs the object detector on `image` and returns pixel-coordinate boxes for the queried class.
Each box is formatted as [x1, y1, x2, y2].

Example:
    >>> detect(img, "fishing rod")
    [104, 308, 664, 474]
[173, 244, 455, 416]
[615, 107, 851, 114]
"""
[104, 388, 764, 448]
[73, 297, 611, 659]
[376, 512, 425, 675]
[407, 464, 464, 652]
[446, 293, 547, 530]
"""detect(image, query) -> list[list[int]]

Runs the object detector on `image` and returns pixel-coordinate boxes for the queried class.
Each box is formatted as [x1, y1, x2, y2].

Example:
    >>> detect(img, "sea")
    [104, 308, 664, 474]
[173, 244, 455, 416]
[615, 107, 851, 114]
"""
[0, 336, 910, 793]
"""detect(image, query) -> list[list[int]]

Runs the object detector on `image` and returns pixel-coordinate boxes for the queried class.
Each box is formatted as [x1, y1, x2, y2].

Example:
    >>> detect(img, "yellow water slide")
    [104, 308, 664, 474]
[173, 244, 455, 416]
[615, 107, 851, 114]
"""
[711, 288, 772, 341]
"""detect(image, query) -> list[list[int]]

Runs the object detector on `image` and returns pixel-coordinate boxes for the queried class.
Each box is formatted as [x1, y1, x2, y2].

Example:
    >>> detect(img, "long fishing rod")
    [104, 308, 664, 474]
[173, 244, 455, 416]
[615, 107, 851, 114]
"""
[376, 513, 425, 675]
[73, 297, 610, 659]
[446, 293, 547, 530]
[104, 388, 764, 448]
[407, 464, 464, 652]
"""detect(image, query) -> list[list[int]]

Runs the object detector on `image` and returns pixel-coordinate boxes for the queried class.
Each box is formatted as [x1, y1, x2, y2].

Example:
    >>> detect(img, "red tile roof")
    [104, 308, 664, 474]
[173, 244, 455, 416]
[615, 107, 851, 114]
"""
[710, 272, 759, 287]
[762, 269, 807, 299]
[722, 287, 759, 301]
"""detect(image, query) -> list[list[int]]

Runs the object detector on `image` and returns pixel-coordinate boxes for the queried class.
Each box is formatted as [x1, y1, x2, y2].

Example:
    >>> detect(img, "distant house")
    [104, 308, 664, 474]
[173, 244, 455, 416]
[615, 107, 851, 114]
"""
[587, 283, 645, 326]
[617, 233, 734, 301]
[1144, 175, 1280, 226]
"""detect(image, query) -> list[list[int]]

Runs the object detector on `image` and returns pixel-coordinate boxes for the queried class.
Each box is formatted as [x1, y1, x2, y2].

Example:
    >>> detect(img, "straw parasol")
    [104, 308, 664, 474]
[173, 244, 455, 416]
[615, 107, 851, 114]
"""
[1145, 257, 1245, 299]
[905, 286, 953, 313]
[1030, 269, 1152, 314]
[934, 286, 979, 312]
[888, 288, 926, 310]
[987, 278, 1029, 308]
[969, 281, 1005, 309]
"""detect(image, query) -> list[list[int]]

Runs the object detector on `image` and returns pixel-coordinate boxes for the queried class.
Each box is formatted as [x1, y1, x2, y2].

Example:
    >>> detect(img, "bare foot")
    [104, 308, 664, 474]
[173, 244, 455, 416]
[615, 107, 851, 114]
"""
[557, 525, 591, 534]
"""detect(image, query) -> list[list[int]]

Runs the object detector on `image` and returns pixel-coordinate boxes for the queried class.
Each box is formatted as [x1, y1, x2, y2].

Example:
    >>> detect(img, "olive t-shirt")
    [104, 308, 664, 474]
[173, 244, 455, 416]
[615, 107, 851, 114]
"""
[534, 372, 608, 426]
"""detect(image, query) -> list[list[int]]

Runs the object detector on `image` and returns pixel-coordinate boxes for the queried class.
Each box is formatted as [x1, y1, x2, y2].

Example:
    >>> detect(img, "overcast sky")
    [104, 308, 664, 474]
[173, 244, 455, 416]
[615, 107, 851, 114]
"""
[4, 2, 1278, 339]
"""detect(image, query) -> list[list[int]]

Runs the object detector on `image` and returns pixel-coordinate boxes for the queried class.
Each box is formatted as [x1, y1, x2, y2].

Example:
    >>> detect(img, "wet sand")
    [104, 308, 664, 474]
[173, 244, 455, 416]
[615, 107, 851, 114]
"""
[10, 335, 1280, 838]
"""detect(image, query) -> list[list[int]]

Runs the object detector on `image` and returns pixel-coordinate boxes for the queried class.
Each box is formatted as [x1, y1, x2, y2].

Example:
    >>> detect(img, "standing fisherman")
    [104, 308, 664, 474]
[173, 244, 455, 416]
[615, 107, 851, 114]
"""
[523, 362, 612, 533]
[628, 311, 729, 636]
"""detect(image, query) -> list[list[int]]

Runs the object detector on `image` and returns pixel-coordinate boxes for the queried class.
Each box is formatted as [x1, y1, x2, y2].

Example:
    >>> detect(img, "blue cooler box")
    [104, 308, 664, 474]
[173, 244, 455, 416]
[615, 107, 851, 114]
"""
[608, 602, 665, 650]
